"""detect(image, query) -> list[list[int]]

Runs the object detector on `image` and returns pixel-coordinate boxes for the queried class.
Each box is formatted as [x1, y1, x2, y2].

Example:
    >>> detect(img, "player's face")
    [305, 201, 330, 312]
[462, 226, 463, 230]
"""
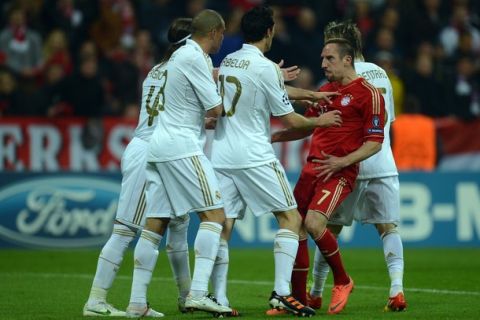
[321, 43, 344, 82]
[210, 24, 225, 54]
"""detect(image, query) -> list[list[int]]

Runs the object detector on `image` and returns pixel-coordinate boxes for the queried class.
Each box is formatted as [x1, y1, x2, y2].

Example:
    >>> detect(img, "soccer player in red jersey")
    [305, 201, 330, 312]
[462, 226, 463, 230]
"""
[270, 37, 386, 315]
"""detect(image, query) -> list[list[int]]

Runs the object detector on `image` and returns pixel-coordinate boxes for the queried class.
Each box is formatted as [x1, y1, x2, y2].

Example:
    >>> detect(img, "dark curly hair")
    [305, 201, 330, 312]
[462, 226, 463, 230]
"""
[241, 6, 275, 43]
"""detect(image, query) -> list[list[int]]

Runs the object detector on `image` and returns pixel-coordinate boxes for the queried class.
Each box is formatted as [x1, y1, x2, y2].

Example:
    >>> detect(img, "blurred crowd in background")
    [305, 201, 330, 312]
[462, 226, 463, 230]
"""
[0, 0, 479, 121]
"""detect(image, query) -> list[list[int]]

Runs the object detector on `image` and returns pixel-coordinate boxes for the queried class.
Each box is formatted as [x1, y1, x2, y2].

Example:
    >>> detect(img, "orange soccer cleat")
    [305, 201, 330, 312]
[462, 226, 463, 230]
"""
[327, 277, 354, 314]
[385, 292, 407, 312]
[306, 292, 322, 309]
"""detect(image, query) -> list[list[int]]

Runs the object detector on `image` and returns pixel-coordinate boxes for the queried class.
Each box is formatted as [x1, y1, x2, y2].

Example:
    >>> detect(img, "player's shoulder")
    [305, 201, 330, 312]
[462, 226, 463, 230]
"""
[356, 61, 383, 71]
[355, 78, 382, 99]
[174, 42, 204, 64]
[143, 63, 167, 85]
[318, 80, 337, 92]
[356, 62, 388, 80]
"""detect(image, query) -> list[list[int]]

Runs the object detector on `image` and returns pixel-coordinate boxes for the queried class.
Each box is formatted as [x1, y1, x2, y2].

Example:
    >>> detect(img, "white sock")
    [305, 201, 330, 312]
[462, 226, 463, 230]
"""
[212, 238, 229, 306]
[274, 229, 299, 296]
[88, 224, 135, 304]
[129, 230, 162, 305]
[382, 229, 404, 297]
[190, 222, 222, 299]
[166, 216, 191, 299]
[311, 246, 329, 297]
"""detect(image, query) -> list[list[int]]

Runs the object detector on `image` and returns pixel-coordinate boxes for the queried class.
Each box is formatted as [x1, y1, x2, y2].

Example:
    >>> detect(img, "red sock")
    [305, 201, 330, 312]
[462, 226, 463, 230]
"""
[314, 229, 349, 285]
[291, 239, 309, 305]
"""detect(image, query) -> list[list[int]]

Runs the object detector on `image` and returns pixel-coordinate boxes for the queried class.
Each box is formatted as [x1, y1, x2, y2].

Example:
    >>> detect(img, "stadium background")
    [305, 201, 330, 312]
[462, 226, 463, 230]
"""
[1, 0, 479, 248]
[1, 1, 480, 319]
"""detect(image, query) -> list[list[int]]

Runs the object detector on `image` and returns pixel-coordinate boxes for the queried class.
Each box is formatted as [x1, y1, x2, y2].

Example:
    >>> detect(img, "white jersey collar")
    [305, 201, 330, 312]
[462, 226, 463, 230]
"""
[242, 43, 264, 57]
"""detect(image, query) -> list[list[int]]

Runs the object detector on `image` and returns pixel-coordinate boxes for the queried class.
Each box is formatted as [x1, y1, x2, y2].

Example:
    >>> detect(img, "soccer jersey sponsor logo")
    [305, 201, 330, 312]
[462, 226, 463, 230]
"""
[0, 175, 119, 248]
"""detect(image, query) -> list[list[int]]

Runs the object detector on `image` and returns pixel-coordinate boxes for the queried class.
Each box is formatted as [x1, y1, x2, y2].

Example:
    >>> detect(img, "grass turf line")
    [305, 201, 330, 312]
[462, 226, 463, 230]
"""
[0, 248, 479, 319]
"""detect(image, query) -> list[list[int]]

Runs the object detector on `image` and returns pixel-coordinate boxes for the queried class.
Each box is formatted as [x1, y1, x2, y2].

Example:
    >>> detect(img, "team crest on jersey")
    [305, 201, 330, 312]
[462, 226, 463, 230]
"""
[340, 94, 353, 106]
[372, 115, 380, 127]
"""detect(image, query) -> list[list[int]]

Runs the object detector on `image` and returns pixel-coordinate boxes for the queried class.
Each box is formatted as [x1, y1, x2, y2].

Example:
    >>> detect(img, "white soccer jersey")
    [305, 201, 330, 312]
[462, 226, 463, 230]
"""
[148, 39, 222, 162]
[134, 63, 167, 142]
[355, 61, 398, 179]
[211, 44, 294, 169]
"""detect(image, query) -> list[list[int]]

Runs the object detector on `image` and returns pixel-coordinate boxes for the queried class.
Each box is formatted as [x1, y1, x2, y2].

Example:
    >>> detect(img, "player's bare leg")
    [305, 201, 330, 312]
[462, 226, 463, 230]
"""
[305, 211, 353, 314]
[126, 217, 169, 318]
[376, 223, 406, 311]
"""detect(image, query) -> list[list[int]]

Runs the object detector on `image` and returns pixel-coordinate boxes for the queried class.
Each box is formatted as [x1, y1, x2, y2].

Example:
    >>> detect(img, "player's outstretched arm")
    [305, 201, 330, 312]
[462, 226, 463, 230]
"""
[271, 128, 311, 143]
[279, 110, 342, 130]
[285, 85, 340, 104]
[272, 110, 342, 142]
[312, 141, 382, 182]
[278, 59, 300, 82]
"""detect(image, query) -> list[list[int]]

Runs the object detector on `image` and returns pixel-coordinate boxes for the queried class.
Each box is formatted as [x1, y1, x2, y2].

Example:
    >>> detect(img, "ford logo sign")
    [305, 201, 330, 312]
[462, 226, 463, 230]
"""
[0, 176, 120, 248]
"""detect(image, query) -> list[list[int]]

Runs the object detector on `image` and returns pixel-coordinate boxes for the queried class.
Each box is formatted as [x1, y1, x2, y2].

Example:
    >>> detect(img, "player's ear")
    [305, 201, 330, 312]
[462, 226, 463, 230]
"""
[208, 28, 216, 40]
[266, 27, 273, 39]
[344, 55, 353, 66]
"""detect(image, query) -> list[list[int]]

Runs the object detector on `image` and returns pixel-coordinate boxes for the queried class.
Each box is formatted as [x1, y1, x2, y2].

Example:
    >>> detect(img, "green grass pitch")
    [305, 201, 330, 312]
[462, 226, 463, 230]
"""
[1, 248, 479, 319]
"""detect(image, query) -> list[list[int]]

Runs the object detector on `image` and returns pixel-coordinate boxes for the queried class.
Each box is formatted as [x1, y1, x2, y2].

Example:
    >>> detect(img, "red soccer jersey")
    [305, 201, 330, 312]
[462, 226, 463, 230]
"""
[305, 77, 385, 176]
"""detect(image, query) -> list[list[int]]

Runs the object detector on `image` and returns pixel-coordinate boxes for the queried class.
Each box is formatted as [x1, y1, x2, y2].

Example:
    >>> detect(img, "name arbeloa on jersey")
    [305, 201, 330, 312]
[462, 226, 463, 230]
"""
[221, 57, 251, 70]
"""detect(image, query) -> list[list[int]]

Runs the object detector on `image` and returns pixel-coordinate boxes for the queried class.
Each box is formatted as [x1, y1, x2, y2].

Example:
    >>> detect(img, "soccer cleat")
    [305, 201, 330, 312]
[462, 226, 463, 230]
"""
[269, 291, 316, 317]
[83, 301, 126, 317]
[126, 303, 164, 318]
[306, 292, 322, 309]
[328, 277, 354, 314]
[385, 292, 407, 312]
[177, 296, 187, 313]
[185, 293, 232, 315]
[265, 308, 289, 316]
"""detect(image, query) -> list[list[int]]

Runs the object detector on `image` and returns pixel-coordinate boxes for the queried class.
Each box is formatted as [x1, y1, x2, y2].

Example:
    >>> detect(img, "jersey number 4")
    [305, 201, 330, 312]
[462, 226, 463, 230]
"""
[219, 75, 242, 117]
[146, 70, 168, 126]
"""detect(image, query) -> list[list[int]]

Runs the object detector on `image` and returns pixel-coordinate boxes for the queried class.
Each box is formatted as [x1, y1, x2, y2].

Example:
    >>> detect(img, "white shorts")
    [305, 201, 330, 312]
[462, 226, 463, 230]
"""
[115, 137, 149, 229]
[215, 160, 297, 219]
[329, 176, 400, 226]
[145, 154, 224, 218]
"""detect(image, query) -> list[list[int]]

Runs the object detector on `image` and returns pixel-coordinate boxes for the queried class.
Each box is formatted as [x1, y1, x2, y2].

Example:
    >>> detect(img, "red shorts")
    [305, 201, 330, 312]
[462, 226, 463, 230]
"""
[294, 162, 355, 220]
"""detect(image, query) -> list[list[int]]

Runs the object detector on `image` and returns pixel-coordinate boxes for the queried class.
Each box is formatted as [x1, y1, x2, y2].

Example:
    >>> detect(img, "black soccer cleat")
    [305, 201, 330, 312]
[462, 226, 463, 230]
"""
[269, 291, 315, 317]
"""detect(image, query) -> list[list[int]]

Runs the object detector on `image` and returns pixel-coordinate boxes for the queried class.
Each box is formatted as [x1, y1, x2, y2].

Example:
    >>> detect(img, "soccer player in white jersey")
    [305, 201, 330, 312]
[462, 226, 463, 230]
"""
[210, 6, 342, 317]
[125, 10, 233, 317]
[82, 18, 194, 317]
[307, 21, 407, 312]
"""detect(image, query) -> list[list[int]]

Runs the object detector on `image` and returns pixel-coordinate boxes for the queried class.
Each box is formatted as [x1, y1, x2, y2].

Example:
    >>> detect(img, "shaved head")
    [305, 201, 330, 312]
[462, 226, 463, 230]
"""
[192, 9, 225, 37]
